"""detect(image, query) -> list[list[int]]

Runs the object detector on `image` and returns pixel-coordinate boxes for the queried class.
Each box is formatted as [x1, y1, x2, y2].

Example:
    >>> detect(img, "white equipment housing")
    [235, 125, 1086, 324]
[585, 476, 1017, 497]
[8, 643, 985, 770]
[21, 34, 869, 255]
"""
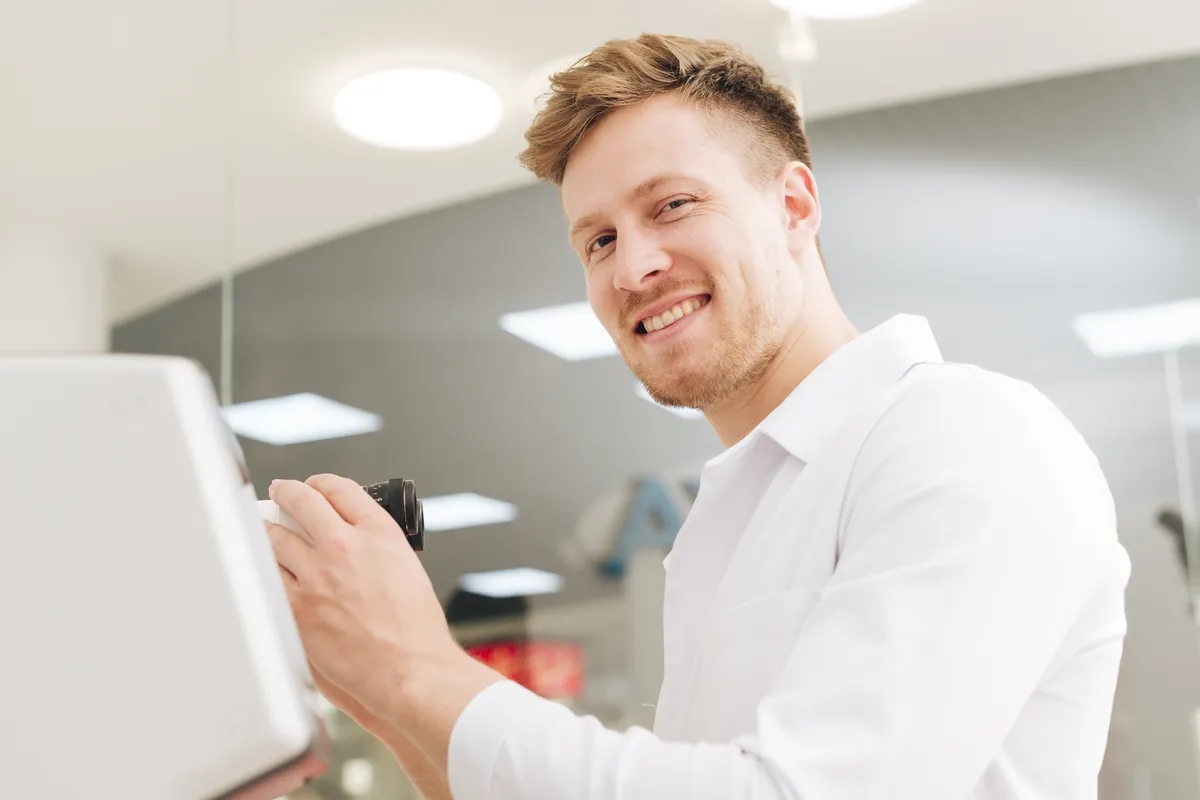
[0, 355, 328, 799]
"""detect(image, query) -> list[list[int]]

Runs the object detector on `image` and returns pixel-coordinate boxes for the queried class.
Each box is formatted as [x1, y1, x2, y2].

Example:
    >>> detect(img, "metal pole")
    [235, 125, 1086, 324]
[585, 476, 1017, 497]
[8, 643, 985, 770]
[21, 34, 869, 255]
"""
[1164, 349, 1199, 620]
[218, 0, 238, 408]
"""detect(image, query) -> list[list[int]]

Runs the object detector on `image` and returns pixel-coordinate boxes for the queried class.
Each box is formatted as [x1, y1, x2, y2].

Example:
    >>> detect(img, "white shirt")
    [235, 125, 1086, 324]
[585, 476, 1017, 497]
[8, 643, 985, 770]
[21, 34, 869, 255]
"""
[448, 314, 1130, 800]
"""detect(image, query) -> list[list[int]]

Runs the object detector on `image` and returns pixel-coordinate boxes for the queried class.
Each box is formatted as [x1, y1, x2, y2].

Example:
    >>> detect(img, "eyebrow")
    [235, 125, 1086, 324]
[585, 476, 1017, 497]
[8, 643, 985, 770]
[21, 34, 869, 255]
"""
[568, 172, 696, 242]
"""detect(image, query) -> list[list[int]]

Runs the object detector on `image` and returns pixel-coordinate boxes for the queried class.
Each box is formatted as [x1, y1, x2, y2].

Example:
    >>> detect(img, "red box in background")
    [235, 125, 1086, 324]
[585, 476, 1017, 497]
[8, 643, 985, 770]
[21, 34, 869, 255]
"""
[465, 640, 584, 699]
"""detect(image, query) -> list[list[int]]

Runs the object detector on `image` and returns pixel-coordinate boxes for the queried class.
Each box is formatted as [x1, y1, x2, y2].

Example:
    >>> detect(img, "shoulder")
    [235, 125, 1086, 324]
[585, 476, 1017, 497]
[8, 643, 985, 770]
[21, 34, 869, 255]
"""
[871, 362, 1097, 465]
[883, 362, 1071, 438]
[850, 362, 1115, 531]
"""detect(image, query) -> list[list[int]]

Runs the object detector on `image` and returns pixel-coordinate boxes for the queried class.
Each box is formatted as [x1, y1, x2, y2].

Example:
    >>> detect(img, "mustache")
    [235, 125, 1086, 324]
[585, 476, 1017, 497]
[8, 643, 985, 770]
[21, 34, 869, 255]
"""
[621, 279, 714, 329]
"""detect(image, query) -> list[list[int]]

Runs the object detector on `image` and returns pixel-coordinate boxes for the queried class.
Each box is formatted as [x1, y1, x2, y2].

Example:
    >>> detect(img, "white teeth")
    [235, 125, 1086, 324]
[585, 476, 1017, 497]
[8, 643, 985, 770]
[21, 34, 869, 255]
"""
[641, 296, 708, 333]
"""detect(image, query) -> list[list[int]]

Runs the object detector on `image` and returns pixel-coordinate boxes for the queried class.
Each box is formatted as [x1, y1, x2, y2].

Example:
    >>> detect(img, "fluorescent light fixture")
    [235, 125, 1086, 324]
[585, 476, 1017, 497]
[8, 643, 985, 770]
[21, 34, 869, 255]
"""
[769, 0, 923, 19]
[334, 67, 503, 150]
[500, 301, 617, 361]
[635, 382, 705, 420]
[1073, 297, 1200, 358]
[222, 393, 382, 445]
[459, 567, 564, 598]
[422, 492, 517, 532]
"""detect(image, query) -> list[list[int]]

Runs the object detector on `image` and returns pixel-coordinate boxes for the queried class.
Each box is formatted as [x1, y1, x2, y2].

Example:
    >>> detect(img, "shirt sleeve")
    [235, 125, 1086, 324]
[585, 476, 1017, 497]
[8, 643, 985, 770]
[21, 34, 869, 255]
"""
[447, 368, 1129, 800]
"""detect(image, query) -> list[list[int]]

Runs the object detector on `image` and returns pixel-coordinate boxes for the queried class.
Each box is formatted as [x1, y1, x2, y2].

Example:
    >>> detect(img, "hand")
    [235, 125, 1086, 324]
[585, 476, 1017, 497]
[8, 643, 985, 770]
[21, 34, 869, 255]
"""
[309, 659, 391, 738]
[266, 474, 460, 719]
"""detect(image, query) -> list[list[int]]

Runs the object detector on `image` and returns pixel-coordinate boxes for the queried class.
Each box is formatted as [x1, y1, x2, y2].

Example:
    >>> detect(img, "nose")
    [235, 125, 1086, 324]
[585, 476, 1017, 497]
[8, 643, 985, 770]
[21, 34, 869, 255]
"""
[612, 228, 671, 292]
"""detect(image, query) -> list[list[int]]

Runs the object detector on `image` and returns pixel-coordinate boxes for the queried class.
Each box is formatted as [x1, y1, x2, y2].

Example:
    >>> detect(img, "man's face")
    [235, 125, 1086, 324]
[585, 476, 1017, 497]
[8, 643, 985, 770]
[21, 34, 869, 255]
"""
[562, 94, 817, 411]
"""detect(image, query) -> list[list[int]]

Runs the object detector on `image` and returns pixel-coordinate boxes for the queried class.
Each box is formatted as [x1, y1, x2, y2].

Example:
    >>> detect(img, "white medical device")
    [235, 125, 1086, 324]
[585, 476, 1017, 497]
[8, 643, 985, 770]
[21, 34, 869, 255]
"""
[0, 355, 328, 799]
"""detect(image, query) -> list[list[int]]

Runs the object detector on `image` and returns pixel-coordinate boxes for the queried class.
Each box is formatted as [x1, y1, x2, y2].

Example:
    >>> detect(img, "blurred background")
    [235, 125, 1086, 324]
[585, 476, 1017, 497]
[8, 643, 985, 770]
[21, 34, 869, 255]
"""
[3, 0, 1199, 797]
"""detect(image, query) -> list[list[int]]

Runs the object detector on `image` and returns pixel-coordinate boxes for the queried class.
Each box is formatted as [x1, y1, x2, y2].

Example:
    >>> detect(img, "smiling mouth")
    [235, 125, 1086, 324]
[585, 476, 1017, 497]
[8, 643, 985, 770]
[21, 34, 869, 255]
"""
[635, 295, 711, 335]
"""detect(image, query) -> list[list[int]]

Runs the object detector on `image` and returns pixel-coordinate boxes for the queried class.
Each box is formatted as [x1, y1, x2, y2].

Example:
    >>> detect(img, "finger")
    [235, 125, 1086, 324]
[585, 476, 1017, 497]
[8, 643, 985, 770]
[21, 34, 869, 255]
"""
[278, 564, 298, 589]
[306, 473, 389, 528]
[270, 479, 347, 544]
[266, 521, 313, 579]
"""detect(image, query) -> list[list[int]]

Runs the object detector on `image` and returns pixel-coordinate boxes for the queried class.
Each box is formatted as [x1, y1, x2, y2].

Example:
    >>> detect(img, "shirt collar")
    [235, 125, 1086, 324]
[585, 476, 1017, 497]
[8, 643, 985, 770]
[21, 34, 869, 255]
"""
[752, 314, 943, 464]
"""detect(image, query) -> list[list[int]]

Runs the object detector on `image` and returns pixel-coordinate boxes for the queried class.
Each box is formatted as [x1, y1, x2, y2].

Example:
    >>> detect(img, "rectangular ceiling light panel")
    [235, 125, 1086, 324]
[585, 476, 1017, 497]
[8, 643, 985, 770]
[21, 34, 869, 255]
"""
[499, 301, 617, 361]
[1073, 298, 1200, 358]
[222, 392, 383, 445]
[422, 492, 517, 532]
[458, 567, 564, 598]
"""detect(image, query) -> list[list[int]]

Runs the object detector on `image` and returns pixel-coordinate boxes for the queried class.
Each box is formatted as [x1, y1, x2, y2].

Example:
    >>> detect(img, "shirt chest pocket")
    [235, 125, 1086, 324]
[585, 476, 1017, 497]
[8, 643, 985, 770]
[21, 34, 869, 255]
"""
[685, 586, 822, 742]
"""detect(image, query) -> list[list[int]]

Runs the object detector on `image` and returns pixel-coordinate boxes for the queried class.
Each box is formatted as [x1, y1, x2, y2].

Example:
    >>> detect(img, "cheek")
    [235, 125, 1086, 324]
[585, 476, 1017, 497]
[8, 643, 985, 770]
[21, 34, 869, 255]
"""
[673, 216, 753, 278]
[585, 274, 622, 335]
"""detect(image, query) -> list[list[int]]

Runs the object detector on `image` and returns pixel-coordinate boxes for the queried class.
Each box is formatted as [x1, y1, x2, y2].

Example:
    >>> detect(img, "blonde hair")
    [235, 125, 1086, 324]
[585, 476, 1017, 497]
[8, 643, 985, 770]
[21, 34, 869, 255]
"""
[520, 33, 811, 186]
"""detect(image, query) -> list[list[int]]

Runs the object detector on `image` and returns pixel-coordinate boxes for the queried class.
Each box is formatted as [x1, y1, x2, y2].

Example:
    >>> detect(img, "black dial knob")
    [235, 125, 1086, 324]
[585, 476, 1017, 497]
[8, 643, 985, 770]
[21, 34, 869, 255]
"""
[362, 478, 425, 551]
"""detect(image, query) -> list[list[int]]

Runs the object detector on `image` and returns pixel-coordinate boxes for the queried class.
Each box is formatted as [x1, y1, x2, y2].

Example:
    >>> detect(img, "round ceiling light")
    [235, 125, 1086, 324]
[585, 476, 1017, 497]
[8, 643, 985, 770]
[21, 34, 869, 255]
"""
[333, 67, 503, 151]
[769, 0, 924, 20]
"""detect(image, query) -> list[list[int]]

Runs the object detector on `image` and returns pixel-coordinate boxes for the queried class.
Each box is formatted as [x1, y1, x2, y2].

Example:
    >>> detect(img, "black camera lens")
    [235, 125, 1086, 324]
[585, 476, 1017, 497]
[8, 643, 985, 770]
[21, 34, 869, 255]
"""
[362, 479, 425, 551]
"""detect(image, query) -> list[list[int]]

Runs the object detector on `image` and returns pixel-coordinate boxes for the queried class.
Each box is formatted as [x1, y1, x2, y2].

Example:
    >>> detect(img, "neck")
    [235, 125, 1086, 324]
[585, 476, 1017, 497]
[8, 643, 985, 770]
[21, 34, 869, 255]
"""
[705, 266, 858, 448]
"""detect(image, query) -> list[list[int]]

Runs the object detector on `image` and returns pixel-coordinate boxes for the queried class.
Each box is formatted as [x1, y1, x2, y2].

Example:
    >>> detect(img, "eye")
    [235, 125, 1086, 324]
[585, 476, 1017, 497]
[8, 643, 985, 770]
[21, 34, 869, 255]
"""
[588, 234, 616, 255]
[658, 197, 693, 216]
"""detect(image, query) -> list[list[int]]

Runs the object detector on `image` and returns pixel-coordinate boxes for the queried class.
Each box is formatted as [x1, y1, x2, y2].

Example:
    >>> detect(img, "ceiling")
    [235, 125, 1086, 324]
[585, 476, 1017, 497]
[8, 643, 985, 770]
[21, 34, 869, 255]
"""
[2, 0, 1199, 322]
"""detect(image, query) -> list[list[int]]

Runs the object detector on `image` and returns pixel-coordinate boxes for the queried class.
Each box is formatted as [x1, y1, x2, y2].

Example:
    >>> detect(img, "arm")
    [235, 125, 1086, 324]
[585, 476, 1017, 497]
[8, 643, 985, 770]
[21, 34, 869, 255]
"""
[267, 474, 794, 800]
[268, 372, 1126, 800]
[377, 727, 453, 800]
[376, 373, 1127, 800]
[742, 373, 1127, 796]
[392, 661, 795, 800]
[309, 666, 453, 800]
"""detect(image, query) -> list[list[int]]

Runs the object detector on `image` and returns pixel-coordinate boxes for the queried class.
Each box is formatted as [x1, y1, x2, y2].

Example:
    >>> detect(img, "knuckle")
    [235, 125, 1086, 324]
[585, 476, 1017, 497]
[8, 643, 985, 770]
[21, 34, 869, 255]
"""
[305, 473, 339, 490]
[291, 490, 319, 510]
[290, 585, 311, 609]
[326, 536, 353, 560]
[309, 473, 357, 494]
[275, 479, 305, 500]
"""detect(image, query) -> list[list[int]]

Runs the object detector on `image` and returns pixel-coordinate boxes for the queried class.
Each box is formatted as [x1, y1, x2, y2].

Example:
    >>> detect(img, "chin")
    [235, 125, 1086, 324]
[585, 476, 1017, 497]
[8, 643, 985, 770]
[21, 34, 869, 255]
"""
[639, 365, 719, 410]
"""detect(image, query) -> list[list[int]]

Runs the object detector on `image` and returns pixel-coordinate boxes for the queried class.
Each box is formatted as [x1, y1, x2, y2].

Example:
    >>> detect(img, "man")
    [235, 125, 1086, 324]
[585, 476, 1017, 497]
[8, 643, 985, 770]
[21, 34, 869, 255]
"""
[266, 34, 1130, 799]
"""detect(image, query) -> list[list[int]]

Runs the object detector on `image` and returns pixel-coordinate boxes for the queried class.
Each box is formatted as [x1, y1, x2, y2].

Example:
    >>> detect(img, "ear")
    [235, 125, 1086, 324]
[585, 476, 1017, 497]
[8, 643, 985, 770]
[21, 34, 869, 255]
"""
[778, 161, 821, 254]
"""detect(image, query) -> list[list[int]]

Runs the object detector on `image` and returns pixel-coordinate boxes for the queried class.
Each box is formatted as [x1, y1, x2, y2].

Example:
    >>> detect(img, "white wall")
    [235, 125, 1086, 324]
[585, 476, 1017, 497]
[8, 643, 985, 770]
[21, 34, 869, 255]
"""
[0, 227, 108, 353]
